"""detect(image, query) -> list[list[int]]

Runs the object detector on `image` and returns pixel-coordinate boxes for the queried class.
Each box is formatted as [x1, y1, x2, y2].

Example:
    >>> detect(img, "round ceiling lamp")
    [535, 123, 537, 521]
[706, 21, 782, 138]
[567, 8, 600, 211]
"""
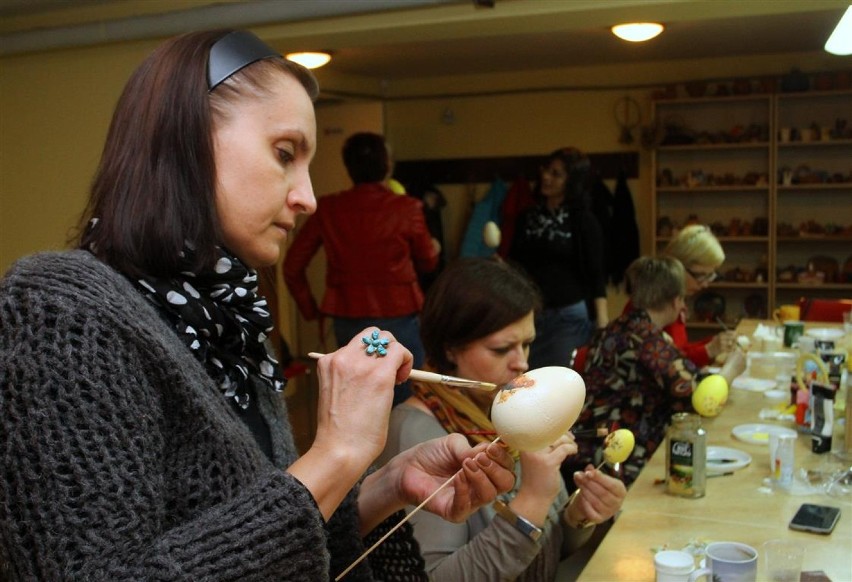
[285, 51, 332, 69]
[611, 22, 665, 42]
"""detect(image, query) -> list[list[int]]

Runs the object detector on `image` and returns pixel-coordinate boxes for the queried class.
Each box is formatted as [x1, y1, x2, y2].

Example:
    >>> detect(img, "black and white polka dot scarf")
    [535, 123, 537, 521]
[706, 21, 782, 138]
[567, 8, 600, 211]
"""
[135, 245, 286, 409]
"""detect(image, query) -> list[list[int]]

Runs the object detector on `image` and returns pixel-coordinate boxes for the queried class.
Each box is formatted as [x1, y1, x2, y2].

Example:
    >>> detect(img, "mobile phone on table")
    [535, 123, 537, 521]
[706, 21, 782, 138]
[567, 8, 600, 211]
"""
[788, 503, 841, 534]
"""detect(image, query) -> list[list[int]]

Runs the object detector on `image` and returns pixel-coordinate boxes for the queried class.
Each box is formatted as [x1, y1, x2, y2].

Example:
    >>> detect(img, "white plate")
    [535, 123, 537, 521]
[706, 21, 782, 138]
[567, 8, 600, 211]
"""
[731, 423, 797, 445]
[805, 328, 844, 341]
[706, 446, 752, 474]
[731, 376, 776, 392]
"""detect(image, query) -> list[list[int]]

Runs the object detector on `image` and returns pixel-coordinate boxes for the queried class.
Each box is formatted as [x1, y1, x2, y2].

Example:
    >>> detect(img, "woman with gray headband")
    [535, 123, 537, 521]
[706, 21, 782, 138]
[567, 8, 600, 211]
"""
[0, 30, 513, 581]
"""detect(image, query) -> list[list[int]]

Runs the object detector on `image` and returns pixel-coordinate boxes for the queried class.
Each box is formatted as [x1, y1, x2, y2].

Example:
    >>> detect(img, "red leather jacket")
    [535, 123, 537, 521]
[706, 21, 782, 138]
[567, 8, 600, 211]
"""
[283, 183, 439, 319]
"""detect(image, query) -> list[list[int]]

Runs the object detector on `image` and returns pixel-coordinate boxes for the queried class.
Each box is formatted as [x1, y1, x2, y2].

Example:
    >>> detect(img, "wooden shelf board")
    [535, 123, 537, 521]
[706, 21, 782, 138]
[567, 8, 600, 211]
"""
[775, 283, 852, 290]
[658, 142, 769, 151]
[777, 236, 852, 242]
[656, 185, 769, 193]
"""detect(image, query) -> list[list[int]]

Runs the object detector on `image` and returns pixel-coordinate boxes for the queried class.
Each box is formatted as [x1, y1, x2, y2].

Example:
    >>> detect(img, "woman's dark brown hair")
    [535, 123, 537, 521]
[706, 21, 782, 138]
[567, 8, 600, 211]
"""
[421, 257, 541, 374]
[77, 29, 318, 278]
[342, 132, 389, 184]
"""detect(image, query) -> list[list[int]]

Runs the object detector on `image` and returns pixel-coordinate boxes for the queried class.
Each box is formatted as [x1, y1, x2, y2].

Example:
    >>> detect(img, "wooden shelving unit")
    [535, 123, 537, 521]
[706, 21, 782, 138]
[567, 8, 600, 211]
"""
[651, 89, 852, 334]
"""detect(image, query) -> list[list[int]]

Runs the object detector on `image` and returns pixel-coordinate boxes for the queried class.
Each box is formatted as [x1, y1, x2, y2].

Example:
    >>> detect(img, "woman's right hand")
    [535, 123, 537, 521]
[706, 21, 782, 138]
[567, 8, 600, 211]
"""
[706, 330, 737, 360]
[510, 433, 577, 526]
[312, 328, 413, 467]
[286, 328, 412, 520]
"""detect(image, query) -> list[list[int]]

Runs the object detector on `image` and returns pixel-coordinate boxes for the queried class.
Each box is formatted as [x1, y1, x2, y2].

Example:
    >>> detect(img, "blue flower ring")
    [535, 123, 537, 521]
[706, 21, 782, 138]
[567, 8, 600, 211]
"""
[362, 330, 390, 357]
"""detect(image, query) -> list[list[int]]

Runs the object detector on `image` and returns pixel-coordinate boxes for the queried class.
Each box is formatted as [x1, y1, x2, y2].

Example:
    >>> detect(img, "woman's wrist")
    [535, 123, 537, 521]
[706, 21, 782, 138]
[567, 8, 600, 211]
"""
[563, 493, 595, 529]
[508, 490, 552, 527]
[286, 441, 372, 523]
[357, 461, 405, 536]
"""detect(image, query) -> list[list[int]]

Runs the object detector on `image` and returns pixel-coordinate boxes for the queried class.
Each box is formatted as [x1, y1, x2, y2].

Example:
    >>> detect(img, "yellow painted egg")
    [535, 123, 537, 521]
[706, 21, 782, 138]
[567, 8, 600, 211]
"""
[603, 428, 635, 464]
[692, 374, 729, 417]
[387, 178, 406, 194]
[483, 221, 501, 249]
[491, 366, 585, 451]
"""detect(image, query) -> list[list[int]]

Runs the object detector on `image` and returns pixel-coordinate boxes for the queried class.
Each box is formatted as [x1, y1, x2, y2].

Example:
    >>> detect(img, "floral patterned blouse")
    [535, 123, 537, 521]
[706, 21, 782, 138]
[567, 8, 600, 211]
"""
[568, 309, 699, 486]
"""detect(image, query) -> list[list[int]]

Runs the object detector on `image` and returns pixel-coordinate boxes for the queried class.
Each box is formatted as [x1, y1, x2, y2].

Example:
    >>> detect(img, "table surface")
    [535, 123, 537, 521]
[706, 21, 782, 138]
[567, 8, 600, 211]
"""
[577, 319, 851, 581]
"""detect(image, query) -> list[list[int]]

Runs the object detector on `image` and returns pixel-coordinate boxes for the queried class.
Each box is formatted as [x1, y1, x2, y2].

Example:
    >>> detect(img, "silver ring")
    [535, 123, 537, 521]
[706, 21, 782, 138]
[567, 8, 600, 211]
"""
[362, 330, 390, 357]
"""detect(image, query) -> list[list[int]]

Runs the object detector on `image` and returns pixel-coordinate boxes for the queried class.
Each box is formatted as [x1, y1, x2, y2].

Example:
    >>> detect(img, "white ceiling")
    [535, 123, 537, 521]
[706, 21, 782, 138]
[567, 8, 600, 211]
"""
[1, 0, 849, 80]
[327, 9, 846, 79]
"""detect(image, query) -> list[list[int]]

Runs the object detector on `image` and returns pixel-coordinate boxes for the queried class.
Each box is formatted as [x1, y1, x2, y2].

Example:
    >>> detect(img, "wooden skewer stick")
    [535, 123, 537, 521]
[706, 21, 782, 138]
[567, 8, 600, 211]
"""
[307, 352, 498, 391]
[335, 436, 503, 581]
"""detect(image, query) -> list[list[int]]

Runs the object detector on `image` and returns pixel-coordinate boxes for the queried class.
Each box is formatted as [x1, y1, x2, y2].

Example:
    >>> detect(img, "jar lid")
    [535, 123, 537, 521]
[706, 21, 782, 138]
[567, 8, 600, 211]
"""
[654, 550, 695, 574]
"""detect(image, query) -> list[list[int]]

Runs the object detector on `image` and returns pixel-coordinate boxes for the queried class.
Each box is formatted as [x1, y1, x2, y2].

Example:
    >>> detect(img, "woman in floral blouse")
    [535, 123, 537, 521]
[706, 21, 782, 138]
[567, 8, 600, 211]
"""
[566, 256, 745, 486]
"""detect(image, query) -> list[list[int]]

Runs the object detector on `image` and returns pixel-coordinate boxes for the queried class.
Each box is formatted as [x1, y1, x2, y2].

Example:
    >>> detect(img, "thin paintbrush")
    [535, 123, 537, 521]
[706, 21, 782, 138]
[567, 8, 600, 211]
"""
[463, 427, 609, 438]
[306, 352, 498, 391]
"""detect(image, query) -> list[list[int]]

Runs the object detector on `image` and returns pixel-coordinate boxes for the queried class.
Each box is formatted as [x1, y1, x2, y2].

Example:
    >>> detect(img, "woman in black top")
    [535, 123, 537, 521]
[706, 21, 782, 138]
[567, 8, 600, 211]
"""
[509, 147, 608, 369]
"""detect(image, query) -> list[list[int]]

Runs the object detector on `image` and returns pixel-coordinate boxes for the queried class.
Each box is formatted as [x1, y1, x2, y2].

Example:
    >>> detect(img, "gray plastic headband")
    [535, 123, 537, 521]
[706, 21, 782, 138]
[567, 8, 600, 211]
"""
[207, 30, 280, 91]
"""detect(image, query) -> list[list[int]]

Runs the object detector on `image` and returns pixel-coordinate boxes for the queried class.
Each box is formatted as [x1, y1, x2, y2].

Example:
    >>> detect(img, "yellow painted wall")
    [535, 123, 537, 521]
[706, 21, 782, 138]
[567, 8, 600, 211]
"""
[0, 39, 157, 273]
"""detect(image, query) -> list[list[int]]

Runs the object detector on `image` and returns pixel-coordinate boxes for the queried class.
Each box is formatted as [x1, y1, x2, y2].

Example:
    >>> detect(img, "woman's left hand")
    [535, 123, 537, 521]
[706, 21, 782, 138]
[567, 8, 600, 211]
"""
[565, 464, 627, 527]
[394, 433, 515, 522]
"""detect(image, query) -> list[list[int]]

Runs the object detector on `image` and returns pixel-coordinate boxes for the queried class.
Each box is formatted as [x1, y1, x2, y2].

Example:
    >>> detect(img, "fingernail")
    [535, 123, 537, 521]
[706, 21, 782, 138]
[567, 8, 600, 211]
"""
[477, 453, 493, 468]
[466, 458, 481, 472]
[486, 442, 502, 457]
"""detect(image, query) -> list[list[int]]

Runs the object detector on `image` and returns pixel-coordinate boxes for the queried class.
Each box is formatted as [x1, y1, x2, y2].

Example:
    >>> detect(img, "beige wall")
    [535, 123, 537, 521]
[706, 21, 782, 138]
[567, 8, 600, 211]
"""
[0, 39, 158, 274]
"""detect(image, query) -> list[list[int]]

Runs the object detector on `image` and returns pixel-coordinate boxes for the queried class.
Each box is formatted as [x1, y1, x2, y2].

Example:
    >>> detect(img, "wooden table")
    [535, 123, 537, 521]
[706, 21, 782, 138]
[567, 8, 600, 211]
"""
[577, 320, 851, 581]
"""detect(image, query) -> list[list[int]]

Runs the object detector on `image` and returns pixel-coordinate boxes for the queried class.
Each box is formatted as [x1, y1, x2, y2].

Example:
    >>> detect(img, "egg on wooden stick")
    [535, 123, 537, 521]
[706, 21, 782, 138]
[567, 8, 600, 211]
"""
[603, 428, 635, 464]
[490, 366, 586, 451]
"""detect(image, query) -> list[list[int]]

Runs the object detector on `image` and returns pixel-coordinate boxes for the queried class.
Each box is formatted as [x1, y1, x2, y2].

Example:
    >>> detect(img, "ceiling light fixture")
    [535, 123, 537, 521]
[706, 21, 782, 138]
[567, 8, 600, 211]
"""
[611, 22, 664, 42]
[824, 5, 852, 55]
[285, 51, 332, 69]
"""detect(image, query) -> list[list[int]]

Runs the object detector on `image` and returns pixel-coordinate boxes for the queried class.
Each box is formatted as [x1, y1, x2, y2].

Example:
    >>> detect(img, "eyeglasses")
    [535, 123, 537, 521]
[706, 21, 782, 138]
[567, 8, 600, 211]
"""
[686, 268, 718, 284]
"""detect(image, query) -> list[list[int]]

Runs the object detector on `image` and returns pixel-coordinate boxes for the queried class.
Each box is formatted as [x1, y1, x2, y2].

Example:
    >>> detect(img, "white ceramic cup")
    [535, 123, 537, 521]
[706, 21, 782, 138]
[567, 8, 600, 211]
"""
[689, 542, 757, 582]
[655, 550, 696, 582]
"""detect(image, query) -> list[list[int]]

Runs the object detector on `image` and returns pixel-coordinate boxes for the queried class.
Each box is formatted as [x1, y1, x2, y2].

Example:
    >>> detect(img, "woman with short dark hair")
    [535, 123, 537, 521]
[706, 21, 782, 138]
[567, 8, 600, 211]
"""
[379, 258, 626, 581]
[569, 256, 745, 486]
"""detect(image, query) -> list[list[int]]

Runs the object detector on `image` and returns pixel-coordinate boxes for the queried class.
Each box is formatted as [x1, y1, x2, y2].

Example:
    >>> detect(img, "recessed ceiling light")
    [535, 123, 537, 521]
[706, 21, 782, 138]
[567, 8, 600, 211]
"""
[825, 5, 852, 56]
[285, 51, 332, 69]
[611, 22, 665, 42]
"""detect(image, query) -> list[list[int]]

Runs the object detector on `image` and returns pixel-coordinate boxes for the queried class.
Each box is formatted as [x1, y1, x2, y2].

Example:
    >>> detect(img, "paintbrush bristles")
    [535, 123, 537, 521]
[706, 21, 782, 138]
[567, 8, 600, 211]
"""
[571, 427, 609, 438]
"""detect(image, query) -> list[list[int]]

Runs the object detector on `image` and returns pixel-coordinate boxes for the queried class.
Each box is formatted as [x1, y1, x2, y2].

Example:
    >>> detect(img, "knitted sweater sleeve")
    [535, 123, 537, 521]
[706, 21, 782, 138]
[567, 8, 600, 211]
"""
[0, 254, 335, 581]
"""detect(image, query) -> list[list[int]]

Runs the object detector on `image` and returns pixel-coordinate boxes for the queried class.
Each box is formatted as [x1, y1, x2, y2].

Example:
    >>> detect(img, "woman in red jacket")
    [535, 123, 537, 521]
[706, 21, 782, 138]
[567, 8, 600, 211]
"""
[284, 132, 440, 405]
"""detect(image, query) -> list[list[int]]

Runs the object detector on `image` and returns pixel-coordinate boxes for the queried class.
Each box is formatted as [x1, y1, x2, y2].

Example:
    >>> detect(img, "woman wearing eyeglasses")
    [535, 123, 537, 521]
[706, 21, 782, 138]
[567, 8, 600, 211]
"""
[623, 224, 735, 367]
[661, 224, 738, 367]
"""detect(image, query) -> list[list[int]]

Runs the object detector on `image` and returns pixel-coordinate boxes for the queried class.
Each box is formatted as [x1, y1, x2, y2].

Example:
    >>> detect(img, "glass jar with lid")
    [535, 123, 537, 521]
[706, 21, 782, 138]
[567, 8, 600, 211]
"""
[665, 412, 706, 498]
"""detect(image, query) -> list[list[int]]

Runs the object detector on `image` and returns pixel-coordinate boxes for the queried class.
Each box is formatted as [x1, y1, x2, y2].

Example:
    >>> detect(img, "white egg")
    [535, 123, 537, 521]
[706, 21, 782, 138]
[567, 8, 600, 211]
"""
[482, 221, 501, 249]
[490, 366, 586, 451]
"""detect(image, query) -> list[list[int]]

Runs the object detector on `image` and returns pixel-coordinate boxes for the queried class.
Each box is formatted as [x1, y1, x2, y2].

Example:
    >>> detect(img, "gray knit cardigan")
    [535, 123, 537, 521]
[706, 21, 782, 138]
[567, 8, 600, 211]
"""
[0, 251, 421, 581]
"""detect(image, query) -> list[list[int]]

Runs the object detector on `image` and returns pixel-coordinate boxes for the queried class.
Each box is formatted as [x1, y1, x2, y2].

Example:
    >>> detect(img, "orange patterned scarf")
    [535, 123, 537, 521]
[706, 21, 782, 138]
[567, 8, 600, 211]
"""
[411, 379, 519, 459]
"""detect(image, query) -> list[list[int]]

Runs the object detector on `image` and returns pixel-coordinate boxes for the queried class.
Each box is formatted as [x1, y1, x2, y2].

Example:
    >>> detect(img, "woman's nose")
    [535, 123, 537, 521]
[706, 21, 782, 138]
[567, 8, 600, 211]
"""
[510, 349, 529, 374]
[290, 170, 316, 215]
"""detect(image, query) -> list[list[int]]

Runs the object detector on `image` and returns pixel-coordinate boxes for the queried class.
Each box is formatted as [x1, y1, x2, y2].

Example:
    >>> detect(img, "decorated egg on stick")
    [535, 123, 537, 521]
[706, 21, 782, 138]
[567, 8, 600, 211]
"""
[491, 366, 586, 451]
[603, 429, 635, 464]
[692, 374, 729, 417]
